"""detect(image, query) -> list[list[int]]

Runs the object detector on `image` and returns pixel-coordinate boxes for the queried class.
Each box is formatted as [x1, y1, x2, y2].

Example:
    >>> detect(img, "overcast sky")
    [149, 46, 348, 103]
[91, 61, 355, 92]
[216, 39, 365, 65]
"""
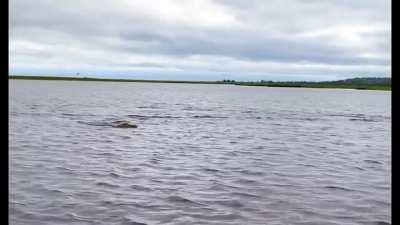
[9, 0, 391, 81]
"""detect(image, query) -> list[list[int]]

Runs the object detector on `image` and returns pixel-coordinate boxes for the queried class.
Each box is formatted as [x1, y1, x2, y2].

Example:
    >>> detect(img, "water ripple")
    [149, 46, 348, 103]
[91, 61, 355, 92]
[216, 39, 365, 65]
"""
[10, 80, 391, 225]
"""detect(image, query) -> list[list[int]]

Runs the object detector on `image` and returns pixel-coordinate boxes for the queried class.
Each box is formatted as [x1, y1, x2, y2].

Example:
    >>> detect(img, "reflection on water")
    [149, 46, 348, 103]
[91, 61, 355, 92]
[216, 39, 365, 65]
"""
[10, 80, 391, 225]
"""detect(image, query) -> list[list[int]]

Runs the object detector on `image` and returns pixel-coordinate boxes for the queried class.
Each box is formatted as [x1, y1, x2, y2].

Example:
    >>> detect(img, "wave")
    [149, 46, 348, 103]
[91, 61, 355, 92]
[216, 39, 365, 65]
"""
[324, 185, 354, 192]
[95, 181, 121, 188]
[364, 159, 382, 164]
[166, 195, 204, 206]
[192, 115, 228, 119]
[78, 120, 137, 128]
[127, 114, 181, 119]
[328, 113, 390, 122]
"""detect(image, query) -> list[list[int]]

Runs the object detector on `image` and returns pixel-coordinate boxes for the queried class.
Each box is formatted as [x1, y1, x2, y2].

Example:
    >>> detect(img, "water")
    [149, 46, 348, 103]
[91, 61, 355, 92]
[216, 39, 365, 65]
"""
[9, 80, 391, 225]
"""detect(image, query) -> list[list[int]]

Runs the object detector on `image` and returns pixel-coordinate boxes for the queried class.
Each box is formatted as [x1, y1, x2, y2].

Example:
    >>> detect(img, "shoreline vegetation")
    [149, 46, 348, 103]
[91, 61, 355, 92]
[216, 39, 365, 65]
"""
[9, 75, 391, 91]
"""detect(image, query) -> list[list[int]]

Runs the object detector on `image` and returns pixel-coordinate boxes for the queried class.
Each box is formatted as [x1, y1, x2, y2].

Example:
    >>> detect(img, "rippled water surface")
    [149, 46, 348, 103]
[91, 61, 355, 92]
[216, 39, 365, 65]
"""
[10, 80, 391, 225]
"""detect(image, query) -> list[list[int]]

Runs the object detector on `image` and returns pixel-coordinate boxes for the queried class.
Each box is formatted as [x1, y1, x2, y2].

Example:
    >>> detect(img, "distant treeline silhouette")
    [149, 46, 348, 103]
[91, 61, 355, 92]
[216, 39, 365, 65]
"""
[9, 75, 390, 90]
[225, 77, 391, 90]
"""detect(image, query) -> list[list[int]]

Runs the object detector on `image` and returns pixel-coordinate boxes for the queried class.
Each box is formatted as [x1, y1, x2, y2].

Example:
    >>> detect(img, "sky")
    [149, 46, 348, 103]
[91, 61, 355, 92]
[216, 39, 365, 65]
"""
[9, 0, 391, 81]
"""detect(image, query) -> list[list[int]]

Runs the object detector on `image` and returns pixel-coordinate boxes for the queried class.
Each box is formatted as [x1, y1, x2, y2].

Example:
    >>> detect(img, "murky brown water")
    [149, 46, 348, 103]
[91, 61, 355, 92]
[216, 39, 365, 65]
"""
[10, 80, 391, 225]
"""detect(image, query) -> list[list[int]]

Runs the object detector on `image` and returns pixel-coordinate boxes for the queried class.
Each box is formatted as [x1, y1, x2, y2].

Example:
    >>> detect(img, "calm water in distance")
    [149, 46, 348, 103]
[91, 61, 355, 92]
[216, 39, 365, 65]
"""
[10, 80, 391, 225]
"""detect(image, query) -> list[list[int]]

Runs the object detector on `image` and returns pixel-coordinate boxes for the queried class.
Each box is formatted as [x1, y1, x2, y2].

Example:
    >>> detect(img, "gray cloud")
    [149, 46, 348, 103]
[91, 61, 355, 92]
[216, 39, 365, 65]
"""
[9, 0, 391, 80]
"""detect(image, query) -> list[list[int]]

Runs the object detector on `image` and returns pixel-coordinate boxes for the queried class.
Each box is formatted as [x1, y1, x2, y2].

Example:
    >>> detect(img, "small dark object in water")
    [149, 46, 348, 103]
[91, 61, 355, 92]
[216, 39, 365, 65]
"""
[111, 121, 138, 128]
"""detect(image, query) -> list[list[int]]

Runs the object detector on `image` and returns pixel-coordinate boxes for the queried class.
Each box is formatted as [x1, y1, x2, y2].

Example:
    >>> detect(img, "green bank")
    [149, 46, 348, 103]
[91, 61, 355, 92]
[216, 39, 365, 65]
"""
[9, 75, 391, 91]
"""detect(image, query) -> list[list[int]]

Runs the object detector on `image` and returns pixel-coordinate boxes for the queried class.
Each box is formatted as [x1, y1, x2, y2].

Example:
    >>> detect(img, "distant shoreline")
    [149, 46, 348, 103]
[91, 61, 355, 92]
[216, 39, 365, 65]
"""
[9, 75, 391, 91]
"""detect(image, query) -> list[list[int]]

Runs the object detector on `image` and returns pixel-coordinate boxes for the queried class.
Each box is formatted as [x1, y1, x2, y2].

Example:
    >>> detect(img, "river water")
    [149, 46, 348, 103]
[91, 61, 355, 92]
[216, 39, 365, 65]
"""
[9, 80, 391, 225]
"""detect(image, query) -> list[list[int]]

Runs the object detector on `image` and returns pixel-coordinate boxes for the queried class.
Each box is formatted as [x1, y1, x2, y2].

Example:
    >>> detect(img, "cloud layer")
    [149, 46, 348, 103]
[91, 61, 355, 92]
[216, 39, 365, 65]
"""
[10, 0, 391, 81]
